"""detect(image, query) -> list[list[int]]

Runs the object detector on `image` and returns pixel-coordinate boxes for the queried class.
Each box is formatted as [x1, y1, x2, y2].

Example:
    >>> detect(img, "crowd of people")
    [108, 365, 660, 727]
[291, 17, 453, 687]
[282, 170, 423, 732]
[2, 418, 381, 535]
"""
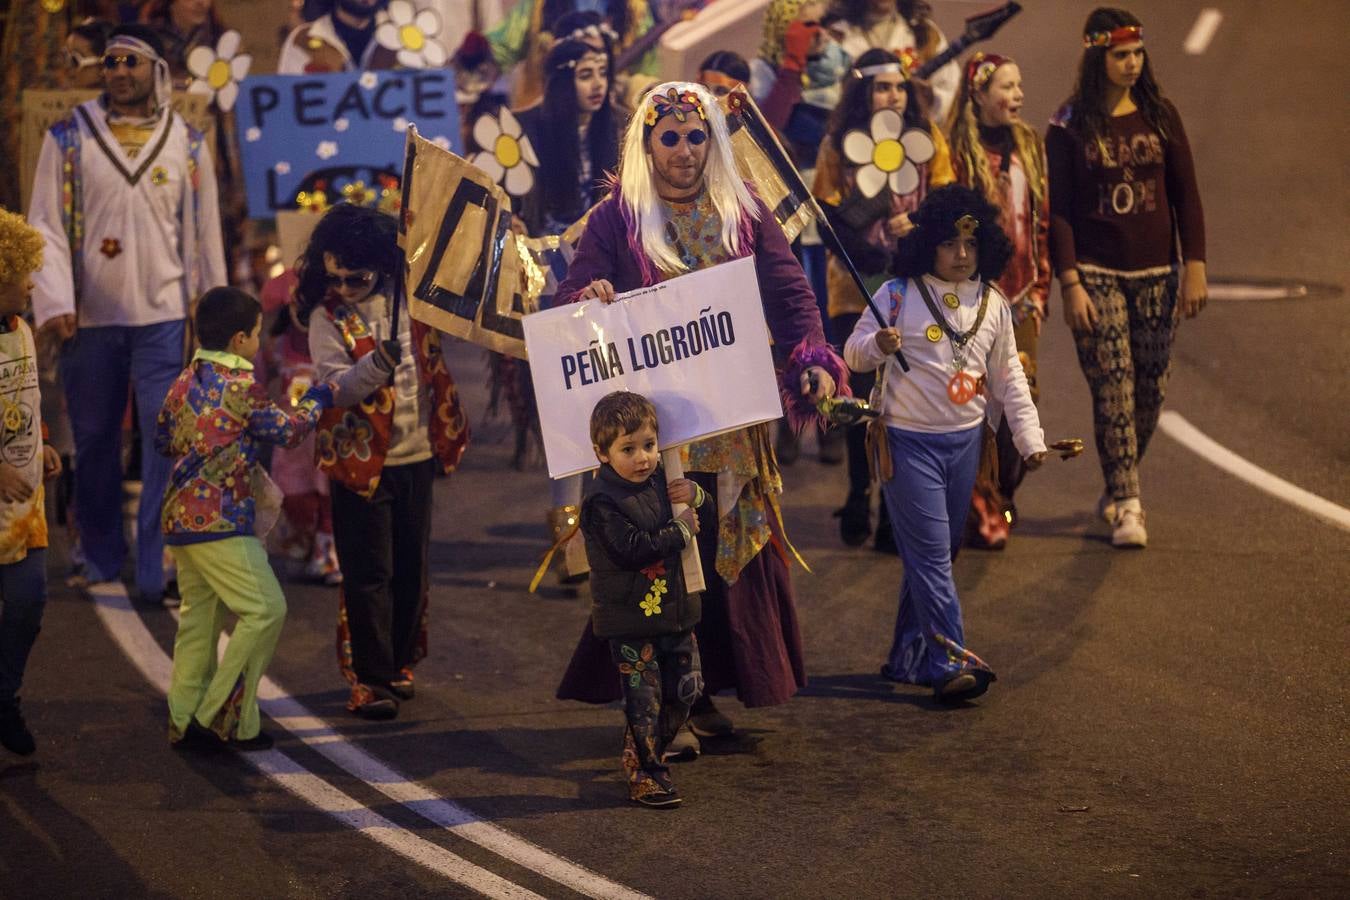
[0, 1, 1206, 809]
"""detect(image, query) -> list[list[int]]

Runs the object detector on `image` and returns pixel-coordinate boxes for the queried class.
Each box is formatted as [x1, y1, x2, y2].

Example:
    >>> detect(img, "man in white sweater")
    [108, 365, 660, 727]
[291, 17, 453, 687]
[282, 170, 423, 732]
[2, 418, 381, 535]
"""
[27, 24, 226, 604]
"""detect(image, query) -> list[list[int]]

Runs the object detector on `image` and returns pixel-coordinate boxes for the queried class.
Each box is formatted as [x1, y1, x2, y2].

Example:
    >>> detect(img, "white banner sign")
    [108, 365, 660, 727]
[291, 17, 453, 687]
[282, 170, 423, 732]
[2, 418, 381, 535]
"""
[522, 256, 783, 479]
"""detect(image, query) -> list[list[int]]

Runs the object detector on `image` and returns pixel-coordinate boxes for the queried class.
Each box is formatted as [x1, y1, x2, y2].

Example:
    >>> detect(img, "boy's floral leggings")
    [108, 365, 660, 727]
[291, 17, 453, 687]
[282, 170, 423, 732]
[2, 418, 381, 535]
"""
[608, 631, 702, 792]
[1071, 264, 1180, 502]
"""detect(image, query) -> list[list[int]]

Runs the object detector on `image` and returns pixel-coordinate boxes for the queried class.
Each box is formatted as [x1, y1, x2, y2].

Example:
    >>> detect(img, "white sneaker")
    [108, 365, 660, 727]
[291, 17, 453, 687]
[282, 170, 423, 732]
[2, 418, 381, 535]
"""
[1112, 506, 1147, 548]
[1096, 493, 1117, 524]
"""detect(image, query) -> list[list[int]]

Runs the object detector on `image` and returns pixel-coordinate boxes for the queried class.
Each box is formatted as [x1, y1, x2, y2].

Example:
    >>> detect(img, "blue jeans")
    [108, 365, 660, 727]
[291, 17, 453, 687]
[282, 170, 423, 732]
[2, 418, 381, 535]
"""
[0, 549, 47, 705]
[60, 320, 185, 596]
[879, 425, 983, 685]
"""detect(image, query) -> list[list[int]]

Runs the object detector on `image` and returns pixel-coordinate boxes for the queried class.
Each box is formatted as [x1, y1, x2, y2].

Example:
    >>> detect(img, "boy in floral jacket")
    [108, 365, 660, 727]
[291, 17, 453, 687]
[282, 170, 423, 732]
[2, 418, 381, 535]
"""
[580, 391, 709, 808]
[156, 287, 333, 751]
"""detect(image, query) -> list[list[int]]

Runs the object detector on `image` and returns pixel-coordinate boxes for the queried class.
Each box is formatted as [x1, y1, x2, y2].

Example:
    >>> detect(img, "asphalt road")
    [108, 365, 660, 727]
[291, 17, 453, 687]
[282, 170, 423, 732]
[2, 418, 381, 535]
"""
[3, 2, 1347, 898]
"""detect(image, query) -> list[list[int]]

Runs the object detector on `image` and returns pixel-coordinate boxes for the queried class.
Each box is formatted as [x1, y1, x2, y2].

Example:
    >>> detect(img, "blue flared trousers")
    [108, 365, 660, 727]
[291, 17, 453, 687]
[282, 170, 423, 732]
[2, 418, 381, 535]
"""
[878, 424, 983, 685]
[59, 320, 184, 596]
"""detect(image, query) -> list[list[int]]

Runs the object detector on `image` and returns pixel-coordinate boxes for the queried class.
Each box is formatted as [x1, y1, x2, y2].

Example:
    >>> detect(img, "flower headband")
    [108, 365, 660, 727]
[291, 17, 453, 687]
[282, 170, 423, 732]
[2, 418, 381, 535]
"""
[553, 45, 608, 71]
[955, 214, 978, 238]
[562, 22, 619, 45]
[966, 52, 1012, 91]
[643, 87, 706, 132]
[1084, 25, 1143, 48]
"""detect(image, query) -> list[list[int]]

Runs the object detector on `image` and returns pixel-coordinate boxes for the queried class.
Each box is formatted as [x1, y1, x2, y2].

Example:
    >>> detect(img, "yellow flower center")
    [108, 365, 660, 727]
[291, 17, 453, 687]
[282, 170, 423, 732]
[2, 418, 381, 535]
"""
[872, 138, 904, 173]
[400, 24, 425, 51]
[207, 59, 232, 90]
[495, 133, 522, 168]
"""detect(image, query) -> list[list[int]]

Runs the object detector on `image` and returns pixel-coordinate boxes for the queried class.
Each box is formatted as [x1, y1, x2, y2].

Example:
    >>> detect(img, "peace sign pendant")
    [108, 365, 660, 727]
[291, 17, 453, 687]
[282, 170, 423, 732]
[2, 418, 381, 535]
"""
[947, 370, 979, 405]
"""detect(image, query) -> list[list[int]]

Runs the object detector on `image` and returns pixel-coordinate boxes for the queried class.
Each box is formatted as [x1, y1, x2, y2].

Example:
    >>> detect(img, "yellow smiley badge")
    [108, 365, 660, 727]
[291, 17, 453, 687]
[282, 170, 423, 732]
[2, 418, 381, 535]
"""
[943, 292, 960, 309]
[925, 324, 943, 343]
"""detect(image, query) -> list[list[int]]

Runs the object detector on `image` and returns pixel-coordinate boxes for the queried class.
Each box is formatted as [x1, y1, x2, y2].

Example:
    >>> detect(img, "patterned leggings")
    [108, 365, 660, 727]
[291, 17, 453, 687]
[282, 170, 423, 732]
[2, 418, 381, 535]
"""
[610, 631, 702, 788]
[1071, 265, 1180, 502]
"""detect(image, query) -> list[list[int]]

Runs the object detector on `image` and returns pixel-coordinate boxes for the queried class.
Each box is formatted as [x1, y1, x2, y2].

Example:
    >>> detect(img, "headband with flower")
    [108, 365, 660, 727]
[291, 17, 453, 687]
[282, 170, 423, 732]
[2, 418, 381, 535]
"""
[643, 87, 706, 133]
[966, 51, 1012, 92]
[1084, 25, 1143, 48]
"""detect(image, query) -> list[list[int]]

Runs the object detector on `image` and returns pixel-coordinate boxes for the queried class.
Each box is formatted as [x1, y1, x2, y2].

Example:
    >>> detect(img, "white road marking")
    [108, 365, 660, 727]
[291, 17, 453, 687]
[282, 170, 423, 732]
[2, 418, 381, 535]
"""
[89, 584, 542, 899]
[1158, 412, 1350, 532]
[1184, 9, 1223, 55]
[1209, 282, 1308, 301]
[109, 585, 649, 900]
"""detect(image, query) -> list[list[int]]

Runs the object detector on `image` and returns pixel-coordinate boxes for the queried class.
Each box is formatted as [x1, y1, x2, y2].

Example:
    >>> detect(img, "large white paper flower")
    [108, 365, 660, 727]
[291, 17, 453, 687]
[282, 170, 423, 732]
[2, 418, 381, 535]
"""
[470, 108, 538, 197]
[186, 30, 252, 112]
[841, 108, 936, 199]
[375, 0, 448, 69]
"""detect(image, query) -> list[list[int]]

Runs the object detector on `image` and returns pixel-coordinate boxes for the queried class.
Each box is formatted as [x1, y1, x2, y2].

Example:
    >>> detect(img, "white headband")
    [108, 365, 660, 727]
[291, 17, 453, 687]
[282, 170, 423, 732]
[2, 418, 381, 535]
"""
[852, 62, 904, 79]
[105, 35, 162, 62]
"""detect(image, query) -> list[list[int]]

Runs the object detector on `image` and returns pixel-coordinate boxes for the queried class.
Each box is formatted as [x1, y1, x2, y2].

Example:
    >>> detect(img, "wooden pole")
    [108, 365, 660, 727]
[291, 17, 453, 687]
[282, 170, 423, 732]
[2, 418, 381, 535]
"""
[662, 448, 706, 594]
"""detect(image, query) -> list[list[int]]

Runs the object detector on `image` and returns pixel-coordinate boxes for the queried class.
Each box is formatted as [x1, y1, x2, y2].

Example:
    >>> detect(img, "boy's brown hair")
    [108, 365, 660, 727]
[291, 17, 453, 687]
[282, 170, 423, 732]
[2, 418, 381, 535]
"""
[589, 391, 659, 453]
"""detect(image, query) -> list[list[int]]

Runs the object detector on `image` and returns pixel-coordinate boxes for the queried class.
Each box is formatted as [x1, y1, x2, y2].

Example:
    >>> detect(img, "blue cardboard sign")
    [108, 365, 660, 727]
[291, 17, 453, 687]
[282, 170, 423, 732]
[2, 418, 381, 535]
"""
[236, 69, 461, 217]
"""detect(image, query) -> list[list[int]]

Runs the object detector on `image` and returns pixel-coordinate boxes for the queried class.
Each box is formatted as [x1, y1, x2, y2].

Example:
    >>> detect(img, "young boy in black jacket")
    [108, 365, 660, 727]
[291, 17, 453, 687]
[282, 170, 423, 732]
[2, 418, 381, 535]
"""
[581, 391, 709, 808]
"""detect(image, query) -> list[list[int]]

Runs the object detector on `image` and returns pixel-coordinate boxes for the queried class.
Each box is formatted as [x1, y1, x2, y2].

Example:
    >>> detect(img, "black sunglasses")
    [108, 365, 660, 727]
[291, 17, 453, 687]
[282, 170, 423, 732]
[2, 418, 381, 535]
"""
[102, 54, 143, 70]
[658, 128, 707, 148]
[325, 271, 376, 289]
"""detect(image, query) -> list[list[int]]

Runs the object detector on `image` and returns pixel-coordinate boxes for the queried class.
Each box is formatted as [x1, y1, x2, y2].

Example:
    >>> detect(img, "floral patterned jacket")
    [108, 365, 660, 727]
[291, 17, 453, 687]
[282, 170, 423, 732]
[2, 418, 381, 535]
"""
[156, 350, 327, 544]
[581, 463, 706, 640]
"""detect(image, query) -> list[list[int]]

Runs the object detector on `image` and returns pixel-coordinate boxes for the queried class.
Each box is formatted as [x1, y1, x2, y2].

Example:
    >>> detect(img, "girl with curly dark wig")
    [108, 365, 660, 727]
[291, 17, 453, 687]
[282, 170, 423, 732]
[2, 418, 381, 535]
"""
[843, 184, 1046, 703]
[301, 204, 470, 721]
[1046, 7, 1206, 549]
[813, 47, 955, 548]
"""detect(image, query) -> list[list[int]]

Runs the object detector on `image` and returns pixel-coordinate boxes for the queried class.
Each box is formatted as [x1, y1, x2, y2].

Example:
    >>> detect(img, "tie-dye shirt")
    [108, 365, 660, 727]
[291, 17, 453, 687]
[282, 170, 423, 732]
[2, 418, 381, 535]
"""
[156, 349, 323, 544]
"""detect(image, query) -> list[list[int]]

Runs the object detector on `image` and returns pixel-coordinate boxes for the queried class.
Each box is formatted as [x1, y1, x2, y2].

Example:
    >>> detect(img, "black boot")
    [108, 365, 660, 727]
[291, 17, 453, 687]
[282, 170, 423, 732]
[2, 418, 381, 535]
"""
[0, 699, 35, 756]
[833, 491, 871, 547]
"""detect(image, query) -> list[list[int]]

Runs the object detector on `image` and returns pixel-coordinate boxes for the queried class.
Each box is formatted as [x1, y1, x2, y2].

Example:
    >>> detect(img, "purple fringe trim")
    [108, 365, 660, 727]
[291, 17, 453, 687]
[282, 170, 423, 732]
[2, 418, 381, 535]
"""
[780, 340, 851, 434]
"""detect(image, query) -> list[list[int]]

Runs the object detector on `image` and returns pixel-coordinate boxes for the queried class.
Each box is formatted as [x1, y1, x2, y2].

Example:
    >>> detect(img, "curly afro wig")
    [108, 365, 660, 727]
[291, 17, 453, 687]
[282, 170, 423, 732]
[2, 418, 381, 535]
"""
[0, 207, 44, 287]
[892, 183, 1012, 284]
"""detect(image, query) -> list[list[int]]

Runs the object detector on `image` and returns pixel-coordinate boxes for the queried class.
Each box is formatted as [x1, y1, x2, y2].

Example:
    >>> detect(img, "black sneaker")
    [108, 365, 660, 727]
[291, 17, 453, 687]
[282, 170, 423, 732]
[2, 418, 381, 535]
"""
[173, 719, 227, 754]
[0, 700, 36, 756]
[230, 730, 275, 752]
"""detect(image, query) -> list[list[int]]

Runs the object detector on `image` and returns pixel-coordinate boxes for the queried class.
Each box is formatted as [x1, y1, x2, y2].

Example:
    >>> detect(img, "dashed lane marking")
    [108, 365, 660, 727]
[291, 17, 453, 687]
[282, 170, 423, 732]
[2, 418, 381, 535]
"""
[95, 584, 648, 899]
[1159, 411, 1350, 533]
[1184, 9, 1223, 55]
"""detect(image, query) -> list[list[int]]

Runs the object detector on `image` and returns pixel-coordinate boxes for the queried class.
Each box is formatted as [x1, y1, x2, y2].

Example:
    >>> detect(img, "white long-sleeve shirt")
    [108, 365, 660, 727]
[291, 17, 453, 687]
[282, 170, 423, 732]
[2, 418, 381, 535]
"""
[845, 275, 1046, 460]
[27, 100, 226, 330]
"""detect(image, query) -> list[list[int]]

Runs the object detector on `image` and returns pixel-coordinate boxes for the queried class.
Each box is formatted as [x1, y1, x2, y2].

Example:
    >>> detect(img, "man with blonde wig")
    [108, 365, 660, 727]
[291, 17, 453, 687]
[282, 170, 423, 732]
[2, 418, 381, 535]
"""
[555, 81, 848, 748]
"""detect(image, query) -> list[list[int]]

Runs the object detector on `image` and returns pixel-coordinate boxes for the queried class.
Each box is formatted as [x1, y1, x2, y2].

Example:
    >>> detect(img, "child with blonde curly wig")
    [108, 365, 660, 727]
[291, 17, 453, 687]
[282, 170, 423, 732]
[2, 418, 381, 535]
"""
[0, 207, 64, 756]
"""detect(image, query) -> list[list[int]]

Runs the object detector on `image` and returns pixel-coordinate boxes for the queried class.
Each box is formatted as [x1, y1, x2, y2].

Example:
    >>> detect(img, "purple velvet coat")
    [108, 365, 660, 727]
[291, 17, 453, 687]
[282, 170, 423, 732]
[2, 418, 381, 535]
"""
[555, 189, 828, 360]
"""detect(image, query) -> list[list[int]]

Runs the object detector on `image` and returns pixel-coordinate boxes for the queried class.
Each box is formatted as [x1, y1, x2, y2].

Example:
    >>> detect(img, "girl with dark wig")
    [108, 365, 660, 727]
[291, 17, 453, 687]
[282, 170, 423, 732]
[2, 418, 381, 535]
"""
[844, 184, 1046, 703]
[1046, 7, 1206, 549]
[299, 204, 469, 719]
[490, 37, 618, 585]
[947, 52, 1050, 549]
[813, 47, 953, 549]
